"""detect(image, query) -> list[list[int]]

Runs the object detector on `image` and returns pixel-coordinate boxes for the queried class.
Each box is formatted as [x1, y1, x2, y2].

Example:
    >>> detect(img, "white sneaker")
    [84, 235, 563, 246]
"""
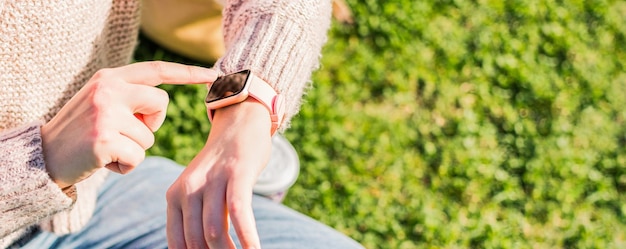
[253, 134, 300, 202]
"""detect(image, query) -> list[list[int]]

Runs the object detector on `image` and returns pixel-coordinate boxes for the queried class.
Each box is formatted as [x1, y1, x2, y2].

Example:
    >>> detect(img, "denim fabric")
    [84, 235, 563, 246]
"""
[21, 157, 363, 249]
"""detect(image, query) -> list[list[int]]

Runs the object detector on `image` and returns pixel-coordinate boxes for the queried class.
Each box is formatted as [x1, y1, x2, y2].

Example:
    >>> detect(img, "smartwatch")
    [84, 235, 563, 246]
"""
[205, 69, 286, 135]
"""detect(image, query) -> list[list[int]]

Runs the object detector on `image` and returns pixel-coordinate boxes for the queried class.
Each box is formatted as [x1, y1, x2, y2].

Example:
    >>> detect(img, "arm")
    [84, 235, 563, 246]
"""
[0, 123, 75, 238]
[0, 124, 106, 240]
[215, 0, 332, 129]
[166, 1, 333, 248]
[0, 62, 218, 244]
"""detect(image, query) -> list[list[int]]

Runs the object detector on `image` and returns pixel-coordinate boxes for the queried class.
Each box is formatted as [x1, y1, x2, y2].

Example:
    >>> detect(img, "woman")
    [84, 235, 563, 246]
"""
[0, 0, 362, 248]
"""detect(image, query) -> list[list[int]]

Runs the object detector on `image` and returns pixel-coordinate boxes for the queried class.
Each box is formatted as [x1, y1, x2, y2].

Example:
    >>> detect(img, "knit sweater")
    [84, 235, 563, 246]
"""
[0, 0, 331, 247]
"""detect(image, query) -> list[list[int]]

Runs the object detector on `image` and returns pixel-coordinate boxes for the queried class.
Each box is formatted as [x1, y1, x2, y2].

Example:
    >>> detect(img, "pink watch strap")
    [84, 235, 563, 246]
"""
[247, 74, 277, 113]
[248, 74, 284, 135]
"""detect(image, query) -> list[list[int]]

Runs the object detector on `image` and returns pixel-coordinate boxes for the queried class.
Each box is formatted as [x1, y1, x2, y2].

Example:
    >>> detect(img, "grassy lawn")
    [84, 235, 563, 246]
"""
[135, 1, 626, 248]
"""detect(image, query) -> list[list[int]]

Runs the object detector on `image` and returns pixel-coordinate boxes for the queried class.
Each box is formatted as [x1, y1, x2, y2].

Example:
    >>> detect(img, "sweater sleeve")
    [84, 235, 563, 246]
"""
[39, 168, 108, 235]
[0, 122, 75, 238]
[214, 0, 332, 130]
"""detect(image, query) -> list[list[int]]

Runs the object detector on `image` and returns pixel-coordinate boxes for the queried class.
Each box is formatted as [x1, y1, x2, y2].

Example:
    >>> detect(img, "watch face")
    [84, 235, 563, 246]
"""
[205, 70, 251, 103]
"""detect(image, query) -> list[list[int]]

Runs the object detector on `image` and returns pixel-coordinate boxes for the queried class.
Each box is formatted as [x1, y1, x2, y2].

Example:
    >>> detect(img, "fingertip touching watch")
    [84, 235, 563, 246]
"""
[205, 69, 286, 135]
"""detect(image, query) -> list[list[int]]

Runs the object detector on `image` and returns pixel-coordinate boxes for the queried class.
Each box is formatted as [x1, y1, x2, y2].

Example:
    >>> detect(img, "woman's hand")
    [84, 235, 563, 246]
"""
[166, 98, 272, 249]
[41, 61, 218, 189]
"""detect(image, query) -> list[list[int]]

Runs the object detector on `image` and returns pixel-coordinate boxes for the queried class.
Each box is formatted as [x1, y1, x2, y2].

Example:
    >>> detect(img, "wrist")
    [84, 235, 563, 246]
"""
[205, 70, 285, 136]
[41, 124, 72, 189]
[210, 98, 272, 135]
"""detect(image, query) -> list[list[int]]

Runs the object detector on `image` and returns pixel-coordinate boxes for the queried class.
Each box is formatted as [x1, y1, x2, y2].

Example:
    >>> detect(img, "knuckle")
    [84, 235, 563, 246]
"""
[228, 198, 246, 216]
[165, 186, 178, 202]
[181, 180, 200, 197]
[156, 87, 169, 99]
[92, 129, 115, 151]
[156, 88, 170, 108]
[166, 180, 197, 202]
[91, 68, 115, 80]
[125, 147, 145, 165]
[145, 133, 156, 149]
[88, 80, 115, 109]
[131, 150, 146, 166]
[203, 225, 222, 243]
[147, 61, 165, 75]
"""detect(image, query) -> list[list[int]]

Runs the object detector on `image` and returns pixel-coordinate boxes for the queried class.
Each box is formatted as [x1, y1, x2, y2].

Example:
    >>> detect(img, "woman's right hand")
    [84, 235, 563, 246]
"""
[41, 61, 218, 189]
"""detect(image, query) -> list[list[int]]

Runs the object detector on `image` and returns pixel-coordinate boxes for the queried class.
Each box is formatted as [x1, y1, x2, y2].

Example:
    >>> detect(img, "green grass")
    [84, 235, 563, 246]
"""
[135, 0, 626, 248]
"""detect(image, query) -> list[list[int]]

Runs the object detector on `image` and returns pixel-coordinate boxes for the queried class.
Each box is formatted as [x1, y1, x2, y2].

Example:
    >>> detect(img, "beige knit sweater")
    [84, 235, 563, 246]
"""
[0, 0, 331, 247]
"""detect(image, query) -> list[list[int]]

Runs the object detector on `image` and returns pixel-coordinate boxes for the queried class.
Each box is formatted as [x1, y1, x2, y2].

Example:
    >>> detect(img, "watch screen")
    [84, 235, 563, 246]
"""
[205, 70, 250, 103]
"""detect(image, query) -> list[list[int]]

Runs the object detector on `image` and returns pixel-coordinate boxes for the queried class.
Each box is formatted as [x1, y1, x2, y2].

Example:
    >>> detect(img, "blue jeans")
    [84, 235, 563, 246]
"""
[22, 157, 363, 249]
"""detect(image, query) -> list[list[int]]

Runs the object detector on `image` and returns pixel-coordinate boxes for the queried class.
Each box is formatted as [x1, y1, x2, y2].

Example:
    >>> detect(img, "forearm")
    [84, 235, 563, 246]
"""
[215, 0, 333, 129]
[0, 122, 107, 239]
[0, 123, 75, 238]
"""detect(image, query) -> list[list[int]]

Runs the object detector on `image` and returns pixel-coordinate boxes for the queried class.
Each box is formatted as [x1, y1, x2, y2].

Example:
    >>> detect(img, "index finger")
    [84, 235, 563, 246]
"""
[116, 61, 218, 86]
